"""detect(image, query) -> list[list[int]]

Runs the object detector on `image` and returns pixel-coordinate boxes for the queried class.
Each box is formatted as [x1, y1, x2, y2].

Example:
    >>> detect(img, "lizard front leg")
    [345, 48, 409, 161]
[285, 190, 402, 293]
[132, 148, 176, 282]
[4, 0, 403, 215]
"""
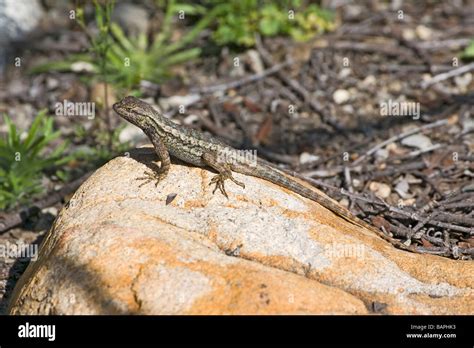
[202, 152, 245, 198]
[137, 128, 171, 188]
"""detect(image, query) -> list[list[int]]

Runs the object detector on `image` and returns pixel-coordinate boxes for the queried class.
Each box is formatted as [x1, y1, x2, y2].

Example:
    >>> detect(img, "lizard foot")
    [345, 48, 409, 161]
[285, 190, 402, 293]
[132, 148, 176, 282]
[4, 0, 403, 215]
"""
[137, 170, 167, 188]
[209, 172, 245, 198]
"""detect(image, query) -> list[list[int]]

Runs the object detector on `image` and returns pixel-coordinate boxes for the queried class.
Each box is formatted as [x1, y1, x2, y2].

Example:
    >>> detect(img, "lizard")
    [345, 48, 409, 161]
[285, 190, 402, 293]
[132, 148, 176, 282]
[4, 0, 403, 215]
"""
[113, 96, 412, 252]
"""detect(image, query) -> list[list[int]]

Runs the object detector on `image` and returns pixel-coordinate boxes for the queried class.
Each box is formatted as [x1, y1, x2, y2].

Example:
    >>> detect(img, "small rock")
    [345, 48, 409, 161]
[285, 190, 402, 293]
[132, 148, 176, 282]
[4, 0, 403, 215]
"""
[405, 174, 422, 184]
[342, 104, 354, 114]
[352, 178, 362, 188]
[230, 60, 245, 77]
[46, 77, 59, 90]
[246, 49, 264, 74]
[333, 89, 350, 104]
[375, 148, 389, 161]
[389, 81, 402, 93]
[41, 207, 58, 216]
[369, 182, 391, 199]
[361, 75, 376, 87]
[416, 25, 433, 41]
[159, 94, 201, 110]
[394, 178, 411, 199]
[299, 152, 320, 164]
[402, 28, 416, 41]
[462, 117, 474, 132]
[183, 114, 199, 125]
[338, 68, 351, 79]
[386, 142, 406, 156]
[399, 198, 416, 209]
[401, 134, 433, 151]
[71, 61, 95, 73]
[339, 197, 350, 208]
[421, 73, 432, 83]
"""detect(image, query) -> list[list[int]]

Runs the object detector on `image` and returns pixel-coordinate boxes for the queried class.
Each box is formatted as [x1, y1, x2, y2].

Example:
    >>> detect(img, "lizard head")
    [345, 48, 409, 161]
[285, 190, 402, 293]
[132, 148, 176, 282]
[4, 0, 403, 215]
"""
[113, 96, 158, 127]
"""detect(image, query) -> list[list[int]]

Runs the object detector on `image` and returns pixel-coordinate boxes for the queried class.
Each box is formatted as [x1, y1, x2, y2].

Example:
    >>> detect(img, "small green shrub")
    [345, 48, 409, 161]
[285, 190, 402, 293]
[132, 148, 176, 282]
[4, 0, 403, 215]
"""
[0, 112, 70, 210]
[462, 39, 474, 60]
[207, 0, 335, 47]
[31, 0, 221, 91]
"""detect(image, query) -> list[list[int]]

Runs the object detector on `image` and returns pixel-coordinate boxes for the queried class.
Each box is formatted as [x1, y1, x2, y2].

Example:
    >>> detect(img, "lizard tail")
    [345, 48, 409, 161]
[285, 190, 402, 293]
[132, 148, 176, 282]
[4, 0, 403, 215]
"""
[246, 164, 412, 252]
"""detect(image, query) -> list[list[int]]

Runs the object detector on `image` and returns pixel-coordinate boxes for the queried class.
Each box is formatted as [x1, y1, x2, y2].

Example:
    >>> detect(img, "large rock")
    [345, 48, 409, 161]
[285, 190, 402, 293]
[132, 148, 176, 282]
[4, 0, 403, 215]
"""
[0, 0, 44, 70]
[8, 147, 474, 314]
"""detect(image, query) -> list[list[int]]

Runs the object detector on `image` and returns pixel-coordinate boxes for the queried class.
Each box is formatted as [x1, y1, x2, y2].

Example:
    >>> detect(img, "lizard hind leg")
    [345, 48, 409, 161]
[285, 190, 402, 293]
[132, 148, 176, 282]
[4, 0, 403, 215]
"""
[202, 152, 245, 198]
[209, 170, 245, 198]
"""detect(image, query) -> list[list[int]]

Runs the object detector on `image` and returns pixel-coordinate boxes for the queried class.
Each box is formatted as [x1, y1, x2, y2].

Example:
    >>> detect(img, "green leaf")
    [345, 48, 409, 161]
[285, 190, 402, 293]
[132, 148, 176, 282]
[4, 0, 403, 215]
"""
[259, 17, 279, 36]
[24, 109, 46, 149]
[0, 111, 70, 210]
[462, 40, 474, 60]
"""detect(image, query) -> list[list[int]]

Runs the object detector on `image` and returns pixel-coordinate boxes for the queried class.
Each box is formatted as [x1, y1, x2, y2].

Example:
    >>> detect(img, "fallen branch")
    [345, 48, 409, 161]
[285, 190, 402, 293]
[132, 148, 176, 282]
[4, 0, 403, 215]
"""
[254, 34, 342, 131]
[193, 60, 292, 94]
[350, 118, 449, 167]
[421, 62, 474, 89]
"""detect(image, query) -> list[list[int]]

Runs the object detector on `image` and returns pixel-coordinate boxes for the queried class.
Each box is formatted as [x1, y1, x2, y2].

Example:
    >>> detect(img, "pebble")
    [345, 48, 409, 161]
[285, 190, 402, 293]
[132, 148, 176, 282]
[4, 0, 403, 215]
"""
[389, 81, 402, 93]
[342, 104, 354, 114]
[299, 152, 320, 164]
[159, 94, 201, 109]
[369, 182, 391, 199]
[402, 28, 416, 41]
[71, 62, 95, 73]
[338, 68, 352, 79]
[462, 118, 474, 132]
[416, 25, 433, 40]
[361, 75, 376, 87]
[46, 77, 59, 90]
[333, 89, 350, 104]
[246, 49, 264, 74]
[401, 134, 433, 150]
[394, 179, 411, 199]
[183, 114, 199, 125]
[42, 207, 58, 216]
[375, 148, 389, 161]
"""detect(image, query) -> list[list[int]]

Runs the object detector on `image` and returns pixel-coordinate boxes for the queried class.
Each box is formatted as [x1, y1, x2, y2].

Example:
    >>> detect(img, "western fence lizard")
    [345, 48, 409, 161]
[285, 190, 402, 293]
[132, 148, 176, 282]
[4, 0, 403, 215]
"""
[113, 96, 410, 251]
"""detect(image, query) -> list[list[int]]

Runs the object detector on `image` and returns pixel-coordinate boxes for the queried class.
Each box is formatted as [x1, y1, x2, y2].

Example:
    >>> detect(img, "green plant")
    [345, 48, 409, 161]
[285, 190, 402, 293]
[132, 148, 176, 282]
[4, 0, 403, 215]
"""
[462, 39, 474, 60]
[207, 0, 335, 47]
[31, 0, 221, 91]
[77, 0, 115, 82]
[0, 112, 71, 210]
